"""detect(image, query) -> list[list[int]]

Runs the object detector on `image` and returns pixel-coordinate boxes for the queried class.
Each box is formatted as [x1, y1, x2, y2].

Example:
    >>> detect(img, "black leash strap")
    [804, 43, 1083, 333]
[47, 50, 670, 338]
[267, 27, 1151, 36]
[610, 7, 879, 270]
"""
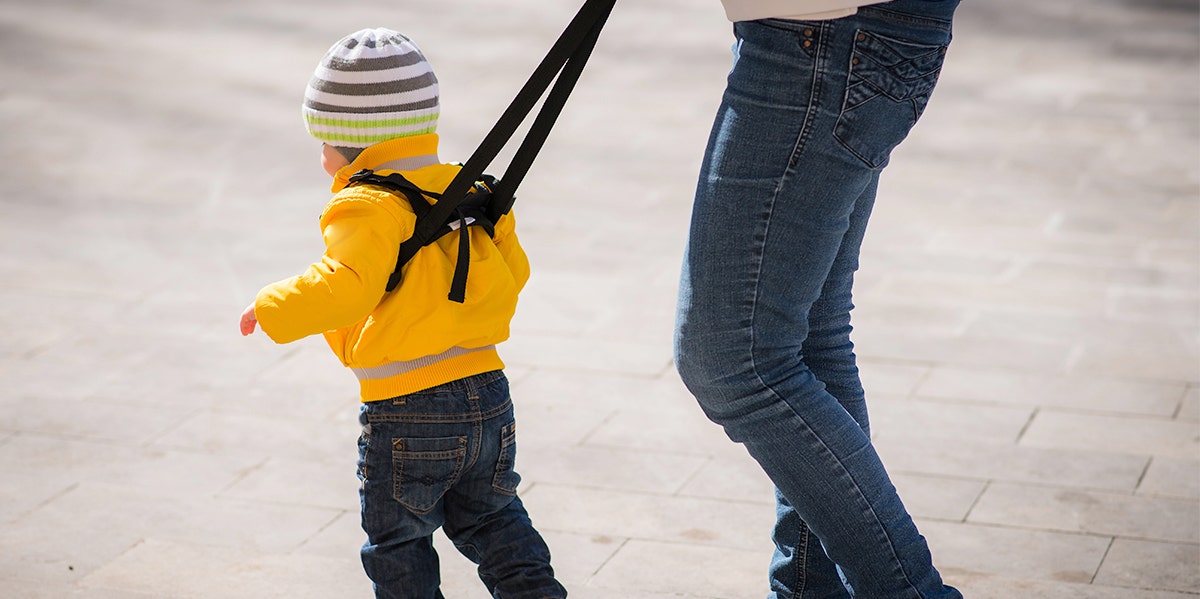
[388, 0, 616, 296]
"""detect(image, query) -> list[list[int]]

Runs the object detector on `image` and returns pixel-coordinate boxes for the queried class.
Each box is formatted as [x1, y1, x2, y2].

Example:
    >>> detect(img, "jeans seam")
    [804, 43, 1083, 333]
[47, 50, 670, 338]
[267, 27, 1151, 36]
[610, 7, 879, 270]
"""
[784, 21, 829, 171]
[796, 523, 809, 598]
[360, 415, 371, 485]
[757, 19, 829, 369]
[839, 447, 924, 595]
[467, 386, 483, 473]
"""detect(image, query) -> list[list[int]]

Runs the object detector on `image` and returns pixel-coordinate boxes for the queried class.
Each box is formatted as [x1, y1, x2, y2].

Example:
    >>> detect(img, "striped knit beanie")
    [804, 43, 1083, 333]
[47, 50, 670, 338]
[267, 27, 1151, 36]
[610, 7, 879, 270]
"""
[303, 28, 439, 151]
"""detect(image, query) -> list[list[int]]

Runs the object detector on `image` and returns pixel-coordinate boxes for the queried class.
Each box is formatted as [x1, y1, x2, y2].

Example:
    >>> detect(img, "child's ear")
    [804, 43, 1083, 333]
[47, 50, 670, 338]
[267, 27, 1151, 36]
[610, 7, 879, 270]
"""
[321, 144, 350, 176]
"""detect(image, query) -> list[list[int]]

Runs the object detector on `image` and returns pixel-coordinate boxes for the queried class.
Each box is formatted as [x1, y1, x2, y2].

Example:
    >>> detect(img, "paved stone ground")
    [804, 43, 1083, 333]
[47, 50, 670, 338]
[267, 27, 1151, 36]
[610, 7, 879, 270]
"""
[1, 0, 1197, 597]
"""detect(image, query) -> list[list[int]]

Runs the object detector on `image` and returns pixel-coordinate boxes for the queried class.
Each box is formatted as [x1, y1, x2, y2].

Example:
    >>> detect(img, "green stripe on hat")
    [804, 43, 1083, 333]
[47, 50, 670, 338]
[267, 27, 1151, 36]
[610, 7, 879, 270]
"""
[305, 112, 439, 129]
[315, 127, 438, 144]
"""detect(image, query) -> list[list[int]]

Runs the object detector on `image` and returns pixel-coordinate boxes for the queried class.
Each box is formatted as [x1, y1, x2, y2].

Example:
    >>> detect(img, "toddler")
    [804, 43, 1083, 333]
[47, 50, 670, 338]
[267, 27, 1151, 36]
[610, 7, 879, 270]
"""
[239, 27, 566, 599]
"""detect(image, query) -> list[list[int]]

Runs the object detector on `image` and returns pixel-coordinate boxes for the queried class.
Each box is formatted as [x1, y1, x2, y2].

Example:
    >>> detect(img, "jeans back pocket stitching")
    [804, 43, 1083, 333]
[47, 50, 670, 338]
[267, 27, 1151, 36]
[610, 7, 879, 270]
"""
[393, 436, 468, 514]
[834, 28, 949, 167]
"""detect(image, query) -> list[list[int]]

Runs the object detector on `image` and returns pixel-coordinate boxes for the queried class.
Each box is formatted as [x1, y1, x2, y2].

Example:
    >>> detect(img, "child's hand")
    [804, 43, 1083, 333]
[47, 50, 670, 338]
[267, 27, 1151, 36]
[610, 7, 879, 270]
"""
[239, 303, 258, 336]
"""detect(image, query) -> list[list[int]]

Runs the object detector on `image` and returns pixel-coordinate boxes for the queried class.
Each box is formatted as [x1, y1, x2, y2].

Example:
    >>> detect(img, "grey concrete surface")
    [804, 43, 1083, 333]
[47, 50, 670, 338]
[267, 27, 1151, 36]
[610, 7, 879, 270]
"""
[1, 0, 1197, 597]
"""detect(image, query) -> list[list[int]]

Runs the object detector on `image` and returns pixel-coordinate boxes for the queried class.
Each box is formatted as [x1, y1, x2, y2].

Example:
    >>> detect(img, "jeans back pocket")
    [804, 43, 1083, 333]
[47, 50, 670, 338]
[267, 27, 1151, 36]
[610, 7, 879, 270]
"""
[834, 29, 949, 168]
[392, 436, 467, 514]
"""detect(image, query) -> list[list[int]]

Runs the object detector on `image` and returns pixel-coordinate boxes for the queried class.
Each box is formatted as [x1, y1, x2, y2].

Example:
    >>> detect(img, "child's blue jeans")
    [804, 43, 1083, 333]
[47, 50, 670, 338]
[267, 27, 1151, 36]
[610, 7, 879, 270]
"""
[357, 370, 565, 598]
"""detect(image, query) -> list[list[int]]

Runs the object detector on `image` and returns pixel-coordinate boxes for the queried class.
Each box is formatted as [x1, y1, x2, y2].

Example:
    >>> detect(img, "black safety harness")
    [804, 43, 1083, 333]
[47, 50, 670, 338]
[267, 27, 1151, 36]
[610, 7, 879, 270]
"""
[345, 0, 615, 303]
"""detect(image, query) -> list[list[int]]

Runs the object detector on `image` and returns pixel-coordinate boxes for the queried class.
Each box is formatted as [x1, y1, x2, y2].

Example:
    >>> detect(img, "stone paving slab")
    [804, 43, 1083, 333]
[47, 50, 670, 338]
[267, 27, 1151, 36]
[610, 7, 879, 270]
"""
[1021, 410, 1200, 459]
[916, 367, 1188, 417]
[969, 482, 1200, 544]
[919, 519, 1114, 585]
[1141, 457, 1200, 498]
[0, 0, 1197, 597]
[1095, 539, 1200, 594]
[874, 435, 1151, 492]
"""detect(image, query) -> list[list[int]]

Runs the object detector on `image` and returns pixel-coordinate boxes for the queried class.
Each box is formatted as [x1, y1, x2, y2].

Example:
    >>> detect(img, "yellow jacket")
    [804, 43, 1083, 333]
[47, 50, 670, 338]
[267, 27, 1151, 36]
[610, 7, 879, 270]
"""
[255, 134, 529, 401]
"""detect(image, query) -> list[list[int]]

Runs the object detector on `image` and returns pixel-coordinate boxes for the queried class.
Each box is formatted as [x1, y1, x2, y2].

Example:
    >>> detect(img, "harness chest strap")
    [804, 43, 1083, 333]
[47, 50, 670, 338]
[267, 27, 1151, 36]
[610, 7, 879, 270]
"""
[347, 169, 498, 303]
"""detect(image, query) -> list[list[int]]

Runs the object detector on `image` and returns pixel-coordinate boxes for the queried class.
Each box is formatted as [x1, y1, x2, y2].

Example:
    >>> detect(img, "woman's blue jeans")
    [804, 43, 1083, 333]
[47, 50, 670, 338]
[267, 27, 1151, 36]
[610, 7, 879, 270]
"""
[357, 371, 565, 598]
[673, 2, 961, 597]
